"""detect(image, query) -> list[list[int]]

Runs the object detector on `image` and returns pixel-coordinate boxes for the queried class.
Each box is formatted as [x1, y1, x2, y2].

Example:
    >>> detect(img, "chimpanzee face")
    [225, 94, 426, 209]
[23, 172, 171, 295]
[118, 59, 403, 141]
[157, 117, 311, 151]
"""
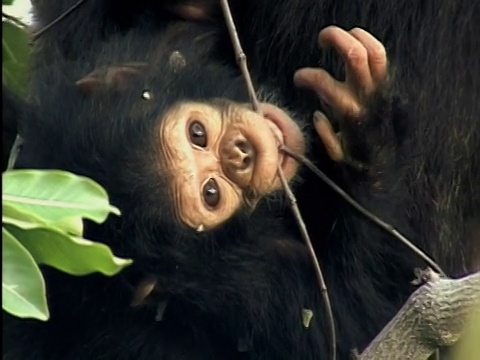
[158, 100, 304, 231]
[74, 42, 305, 232]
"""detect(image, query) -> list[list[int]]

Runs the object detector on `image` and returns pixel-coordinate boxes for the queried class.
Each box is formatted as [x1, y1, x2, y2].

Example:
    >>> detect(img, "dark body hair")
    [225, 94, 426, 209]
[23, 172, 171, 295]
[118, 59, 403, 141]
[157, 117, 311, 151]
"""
[3, 1, 479, 359]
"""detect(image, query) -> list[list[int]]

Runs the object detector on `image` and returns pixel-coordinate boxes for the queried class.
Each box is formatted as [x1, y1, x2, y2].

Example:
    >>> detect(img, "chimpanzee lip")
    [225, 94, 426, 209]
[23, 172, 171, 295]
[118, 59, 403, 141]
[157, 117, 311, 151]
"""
[263, 118, 289, 169]
[265, 118, 285, 145]
[260, 103, 305, 154]
[259, 103, 305, 177]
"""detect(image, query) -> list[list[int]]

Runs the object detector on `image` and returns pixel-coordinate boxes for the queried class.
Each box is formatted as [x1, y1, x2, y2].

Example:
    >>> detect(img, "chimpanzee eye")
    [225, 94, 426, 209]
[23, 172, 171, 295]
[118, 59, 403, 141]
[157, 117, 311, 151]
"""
[189, 121, 207, 147]
[203, 178, 220, 208]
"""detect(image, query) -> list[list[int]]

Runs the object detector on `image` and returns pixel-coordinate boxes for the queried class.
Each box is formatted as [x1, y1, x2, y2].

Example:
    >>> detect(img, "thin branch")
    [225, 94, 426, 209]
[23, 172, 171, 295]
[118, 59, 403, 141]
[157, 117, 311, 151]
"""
[2, 12, 30, 29]
[219, 0, 261, 113]
[280, 145, 447, 278]
[220, 1, 337, 359]
[277, 163, 337, 360]
[32, 0, 87, 41]
[7, 135, 23, 171]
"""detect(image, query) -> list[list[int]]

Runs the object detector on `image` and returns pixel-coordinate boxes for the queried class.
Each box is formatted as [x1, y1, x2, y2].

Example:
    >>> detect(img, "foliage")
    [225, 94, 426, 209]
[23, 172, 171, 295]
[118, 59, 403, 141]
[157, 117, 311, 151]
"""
[2, 0, 32, 98]
[2, 170, 132, 321]
[3, 227, 49, 320]
[2, 3, 132, 323]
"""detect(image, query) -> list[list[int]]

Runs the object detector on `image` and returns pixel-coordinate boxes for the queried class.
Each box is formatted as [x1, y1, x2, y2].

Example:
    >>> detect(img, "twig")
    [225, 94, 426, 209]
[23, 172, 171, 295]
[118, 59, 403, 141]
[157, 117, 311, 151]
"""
[220, 1, 337, 359]
[277, 163, 337, 360]
[219, 0, 261, 113]
[2, 12, 30, 29]
[32, 0, 87, 41]
[280, 145, 447, 278]
[7, 135, 23, 171]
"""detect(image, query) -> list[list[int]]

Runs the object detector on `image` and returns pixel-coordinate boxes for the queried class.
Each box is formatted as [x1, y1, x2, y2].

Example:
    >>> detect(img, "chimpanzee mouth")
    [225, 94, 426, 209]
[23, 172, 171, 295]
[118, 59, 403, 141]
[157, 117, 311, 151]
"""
[263, 116, 290, 171]
[259, 104, 306, 181]
[265, 118, 285, 146]
[260, 103, 305, 156]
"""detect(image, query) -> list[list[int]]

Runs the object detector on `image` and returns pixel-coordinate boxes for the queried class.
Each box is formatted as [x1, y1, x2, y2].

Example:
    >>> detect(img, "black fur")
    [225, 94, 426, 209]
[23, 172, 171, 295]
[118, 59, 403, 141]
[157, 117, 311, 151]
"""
[233, 0, 480, 275]
[4, 1, 479, 359]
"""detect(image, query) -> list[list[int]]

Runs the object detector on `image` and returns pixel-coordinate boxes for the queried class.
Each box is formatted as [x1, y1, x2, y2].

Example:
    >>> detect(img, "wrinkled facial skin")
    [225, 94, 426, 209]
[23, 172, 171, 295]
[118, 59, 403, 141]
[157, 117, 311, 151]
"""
[159, 101, 305, 231]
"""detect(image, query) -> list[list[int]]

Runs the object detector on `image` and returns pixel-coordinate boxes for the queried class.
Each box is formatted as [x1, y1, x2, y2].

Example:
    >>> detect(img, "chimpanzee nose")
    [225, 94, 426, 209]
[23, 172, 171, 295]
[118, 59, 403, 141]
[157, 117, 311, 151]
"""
[227, 140, 254, 169]
[221, 137, 255, 188]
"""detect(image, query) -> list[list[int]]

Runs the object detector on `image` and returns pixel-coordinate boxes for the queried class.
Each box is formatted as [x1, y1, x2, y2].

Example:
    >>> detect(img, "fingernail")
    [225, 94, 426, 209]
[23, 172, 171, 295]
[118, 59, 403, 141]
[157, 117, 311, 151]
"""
[313, 111, 325, 122]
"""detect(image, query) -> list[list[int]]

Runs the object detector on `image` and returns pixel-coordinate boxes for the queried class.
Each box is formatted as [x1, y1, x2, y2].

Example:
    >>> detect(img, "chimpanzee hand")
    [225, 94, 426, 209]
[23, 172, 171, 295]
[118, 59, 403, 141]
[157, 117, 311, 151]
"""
[294, 26, 400, 176]
[163, 0, 220, 21]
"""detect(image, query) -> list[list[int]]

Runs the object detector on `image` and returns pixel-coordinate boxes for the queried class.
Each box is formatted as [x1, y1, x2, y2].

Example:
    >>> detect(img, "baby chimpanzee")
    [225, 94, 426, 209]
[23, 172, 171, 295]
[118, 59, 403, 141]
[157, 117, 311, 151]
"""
[5, 0, 479, 359]
[4, 19, 412, 359]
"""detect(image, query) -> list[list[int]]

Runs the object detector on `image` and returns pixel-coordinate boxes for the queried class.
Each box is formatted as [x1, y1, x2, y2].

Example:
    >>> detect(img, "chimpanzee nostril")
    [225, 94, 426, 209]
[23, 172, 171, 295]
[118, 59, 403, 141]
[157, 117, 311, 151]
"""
[233, 140, 254, 170]
[235, 140, 253, 157]
[221, 136, 256, 188]
[242, 156, 252, 168]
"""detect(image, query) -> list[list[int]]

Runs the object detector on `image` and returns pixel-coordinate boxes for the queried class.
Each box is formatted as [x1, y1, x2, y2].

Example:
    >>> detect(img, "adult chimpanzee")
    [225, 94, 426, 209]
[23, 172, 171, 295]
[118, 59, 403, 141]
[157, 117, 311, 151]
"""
[4, 1, 480, 360]
[5, 23, 392, 360]
[26, 0, 480, 272]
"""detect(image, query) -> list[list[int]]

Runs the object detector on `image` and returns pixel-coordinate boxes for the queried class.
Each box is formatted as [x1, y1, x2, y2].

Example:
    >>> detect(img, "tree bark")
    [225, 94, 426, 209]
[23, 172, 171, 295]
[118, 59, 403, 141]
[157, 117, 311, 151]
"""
[358, 271, 480, 360]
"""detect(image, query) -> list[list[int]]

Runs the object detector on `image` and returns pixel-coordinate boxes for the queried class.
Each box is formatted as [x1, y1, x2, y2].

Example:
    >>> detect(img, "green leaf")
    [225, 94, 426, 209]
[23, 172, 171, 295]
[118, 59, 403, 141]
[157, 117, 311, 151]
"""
[2, 0, 15, 5]
[52, 216, 84, 237]
[2, 227, 49, 321]
[3, 201, 48, 230]
[5, 224, 133, 277]
[3, 170, 121, 226]
[3, 201, 84, 236]
[2, 20, 31, 98]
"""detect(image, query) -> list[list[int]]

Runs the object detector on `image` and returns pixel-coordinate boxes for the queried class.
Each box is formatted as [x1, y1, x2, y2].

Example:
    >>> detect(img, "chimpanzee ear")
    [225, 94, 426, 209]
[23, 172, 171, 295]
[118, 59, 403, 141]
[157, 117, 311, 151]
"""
[75, 62, 149, 95]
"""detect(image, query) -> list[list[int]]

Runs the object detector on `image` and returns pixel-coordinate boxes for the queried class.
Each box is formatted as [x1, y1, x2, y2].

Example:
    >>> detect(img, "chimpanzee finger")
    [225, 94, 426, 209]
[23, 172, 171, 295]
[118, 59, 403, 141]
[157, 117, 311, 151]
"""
[318, 26, 374, 95]
[294, 68, 364, 119]
[349, 28, 388, 87]
[165, 0, 215, 21]
[171, 5, 210, 20]
[313, 111, 345, 162]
